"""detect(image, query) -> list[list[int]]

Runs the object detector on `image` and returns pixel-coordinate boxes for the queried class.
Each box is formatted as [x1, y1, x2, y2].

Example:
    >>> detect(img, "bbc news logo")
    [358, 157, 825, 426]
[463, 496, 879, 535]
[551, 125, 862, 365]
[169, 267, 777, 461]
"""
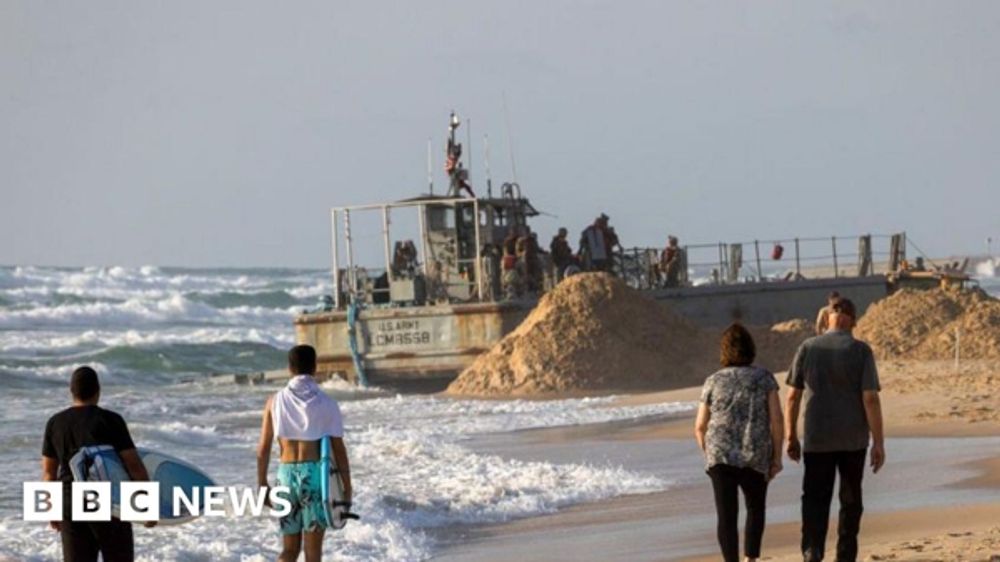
[23, 482, 292, 522]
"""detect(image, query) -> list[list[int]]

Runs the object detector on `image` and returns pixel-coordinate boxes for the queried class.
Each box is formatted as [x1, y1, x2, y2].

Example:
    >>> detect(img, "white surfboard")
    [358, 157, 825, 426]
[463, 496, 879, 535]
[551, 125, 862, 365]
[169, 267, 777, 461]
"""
[319, 436, 356, 529]
[69, 445, 215, 525]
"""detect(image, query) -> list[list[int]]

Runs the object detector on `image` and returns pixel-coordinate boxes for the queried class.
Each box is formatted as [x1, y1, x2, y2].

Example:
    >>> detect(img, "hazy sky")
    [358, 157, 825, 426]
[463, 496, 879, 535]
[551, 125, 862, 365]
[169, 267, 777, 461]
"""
[3, 1, 999, 267]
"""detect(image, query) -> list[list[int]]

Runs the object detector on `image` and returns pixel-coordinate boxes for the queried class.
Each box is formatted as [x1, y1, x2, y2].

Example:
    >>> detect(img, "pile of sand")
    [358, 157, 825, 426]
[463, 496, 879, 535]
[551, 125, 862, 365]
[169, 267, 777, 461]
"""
[770, 318, 812, 333]
[749, 320, 813, 372]
[855, 288, 1000, 360]
[447, 273, 809, 397]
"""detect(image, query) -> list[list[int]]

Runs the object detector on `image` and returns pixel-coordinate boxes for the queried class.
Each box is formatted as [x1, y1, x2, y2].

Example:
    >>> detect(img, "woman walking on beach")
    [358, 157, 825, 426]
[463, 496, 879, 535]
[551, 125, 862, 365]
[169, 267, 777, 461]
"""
[695, 324, 784, 562]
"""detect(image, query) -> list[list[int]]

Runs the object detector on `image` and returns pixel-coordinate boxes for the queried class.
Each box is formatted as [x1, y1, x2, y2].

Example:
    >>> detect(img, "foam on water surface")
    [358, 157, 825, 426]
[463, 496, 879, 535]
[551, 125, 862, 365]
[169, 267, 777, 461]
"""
[0, 266, 692, 561]
[0, 385, 690, 561]
[976, 259, 1000, 298]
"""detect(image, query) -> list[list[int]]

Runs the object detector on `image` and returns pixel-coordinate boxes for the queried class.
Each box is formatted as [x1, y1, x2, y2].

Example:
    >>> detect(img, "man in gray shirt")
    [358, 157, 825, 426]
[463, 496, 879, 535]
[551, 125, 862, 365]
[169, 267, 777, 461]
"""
[785, 297, 885, 562]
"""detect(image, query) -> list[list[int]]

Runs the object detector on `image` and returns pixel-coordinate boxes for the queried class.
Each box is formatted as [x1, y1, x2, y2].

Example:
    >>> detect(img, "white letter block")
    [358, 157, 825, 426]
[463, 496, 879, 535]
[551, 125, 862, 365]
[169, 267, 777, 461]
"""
[72, 482, 111, 522]
[120, 482, 159, 522]
[23, 482, 63, 522]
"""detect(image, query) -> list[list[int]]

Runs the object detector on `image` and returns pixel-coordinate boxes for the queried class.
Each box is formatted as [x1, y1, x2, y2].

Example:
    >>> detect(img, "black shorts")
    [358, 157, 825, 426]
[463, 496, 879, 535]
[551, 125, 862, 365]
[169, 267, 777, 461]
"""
[61, 520, 134, 562]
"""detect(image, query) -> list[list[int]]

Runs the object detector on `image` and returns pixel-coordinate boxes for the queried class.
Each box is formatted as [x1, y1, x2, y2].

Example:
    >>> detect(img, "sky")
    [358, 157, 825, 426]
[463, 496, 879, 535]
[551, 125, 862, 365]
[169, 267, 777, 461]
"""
[2, 1, 999, 268]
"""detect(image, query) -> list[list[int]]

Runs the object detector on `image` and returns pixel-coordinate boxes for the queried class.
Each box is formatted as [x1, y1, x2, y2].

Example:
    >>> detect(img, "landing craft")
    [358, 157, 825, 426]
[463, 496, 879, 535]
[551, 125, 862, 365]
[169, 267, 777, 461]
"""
[293, 114, 971, 390]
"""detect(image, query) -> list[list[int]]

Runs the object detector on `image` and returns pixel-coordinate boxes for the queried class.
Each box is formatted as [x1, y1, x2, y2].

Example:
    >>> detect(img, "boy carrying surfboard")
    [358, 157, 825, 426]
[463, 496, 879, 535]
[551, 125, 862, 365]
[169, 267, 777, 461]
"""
[257, 344, 354, 562]
[41, 366, 154, 562]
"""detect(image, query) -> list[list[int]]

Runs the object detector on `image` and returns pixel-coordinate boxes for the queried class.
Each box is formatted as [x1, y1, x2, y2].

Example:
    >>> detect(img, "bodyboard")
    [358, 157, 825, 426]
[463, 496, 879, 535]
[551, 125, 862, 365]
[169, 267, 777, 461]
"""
[68, 445, 215, 525]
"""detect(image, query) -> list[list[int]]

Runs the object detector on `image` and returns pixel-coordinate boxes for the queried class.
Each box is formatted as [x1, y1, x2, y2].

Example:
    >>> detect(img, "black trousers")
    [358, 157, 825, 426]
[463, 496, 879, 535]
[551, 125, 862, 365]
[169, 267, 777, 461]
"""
[708, 464, 769, 562]
[801, 449, 866, 562]
[61, 520, 134, 562]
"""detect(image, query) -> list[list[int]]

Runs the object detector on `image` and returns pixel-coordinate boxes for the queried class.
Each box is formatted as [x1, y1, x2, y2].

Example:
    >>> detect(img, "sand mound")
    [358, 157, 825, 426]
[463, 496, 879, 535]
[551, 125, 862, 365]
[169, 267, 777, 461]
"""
[855, 288, 1000, 359]
[770, 318, 812, 334]
[447, 273, 811, 397]
[447, 273, 712, 396]
[749, 320, 813, 372]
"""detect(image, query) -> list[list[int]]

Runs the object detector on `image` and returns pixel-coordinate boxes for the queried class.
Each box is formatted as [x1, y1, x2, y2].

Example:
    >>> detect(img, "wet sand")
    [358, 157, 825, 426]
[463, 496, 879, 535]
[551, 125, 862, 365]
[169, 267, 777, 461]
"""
[434, 360, 1000, 561]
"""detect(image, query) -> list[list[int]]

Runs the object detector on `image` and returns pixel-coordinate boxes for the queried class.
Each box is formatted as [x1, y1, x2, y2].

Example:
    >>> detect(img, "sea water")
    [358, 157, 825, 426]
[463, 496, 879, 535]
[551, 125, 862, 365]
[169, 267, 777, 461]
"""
[0, 266, 692, 561]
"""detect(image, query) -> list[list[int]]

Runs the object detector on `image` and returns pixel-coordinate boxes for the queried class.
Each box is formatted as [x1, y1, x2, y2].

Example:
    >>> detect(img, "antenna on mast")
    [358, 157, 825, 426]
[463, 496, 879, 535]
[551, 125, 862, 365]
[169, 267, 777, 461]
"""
[502, 91, 519, 184]
[466, 118, 472, 181]
[484, 134, 493, 199]
[427, 138, 434, 195]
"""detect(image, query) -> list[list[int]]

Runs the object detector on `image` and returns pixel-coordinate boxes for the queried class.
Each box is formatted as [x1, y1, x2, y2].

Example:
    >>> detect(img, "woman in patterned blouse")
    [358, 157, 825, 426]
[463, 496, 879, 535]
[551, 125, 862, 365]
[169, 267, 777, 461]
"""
[695, 323, 785, 562]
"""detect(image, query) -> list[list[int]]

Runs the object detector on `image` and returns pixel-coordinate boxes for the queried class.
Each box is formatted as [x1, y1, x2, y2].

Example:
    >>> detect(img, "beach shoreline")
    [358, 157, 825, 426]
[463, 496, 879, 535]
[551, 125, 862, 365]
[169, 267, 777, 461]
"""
[434, 359, 1000, 561]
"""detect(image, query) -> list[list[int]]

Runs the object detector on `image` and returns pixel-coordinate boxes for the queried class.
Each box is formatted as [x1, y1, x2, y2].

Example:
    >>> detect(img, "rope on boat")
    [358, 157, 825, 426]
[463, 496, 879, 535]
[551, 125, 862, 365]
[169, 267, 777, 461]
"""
[347, 302, 370, 388]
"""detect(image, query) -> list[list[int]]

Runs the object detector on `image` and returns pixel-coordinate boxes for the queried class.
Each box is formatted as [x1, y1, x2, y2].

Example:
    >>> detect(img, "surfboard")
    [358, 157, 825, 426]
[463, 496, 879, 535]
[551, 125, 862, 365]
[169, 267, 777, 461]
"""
[68, 445, 215, 525]
[319, 436, 352, 529]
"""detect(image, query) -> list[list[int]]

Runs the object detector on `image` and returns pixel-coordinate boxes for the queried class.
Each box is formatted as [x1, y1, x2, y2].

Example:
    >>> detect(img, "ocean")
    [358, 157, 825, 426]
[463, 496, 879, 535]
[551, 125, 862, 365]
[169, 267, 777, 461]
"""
[0, 266, 693, 561]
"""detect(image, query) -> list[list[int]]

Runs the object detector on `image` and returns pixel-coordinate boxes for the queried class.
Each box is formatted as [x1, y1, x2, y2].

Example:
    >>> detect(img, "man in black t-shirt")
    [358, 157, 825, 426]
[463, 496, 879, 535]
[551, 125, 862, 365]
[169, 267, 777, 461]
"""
[41, 366, 151, 562]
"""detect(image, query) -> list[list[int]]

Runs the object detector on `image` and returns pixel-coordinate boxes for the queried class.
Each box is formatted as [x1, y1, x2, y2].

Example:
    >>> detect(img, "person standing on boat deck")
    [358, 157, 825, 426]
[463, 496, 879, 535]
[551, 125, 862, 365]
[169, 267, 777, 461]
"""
[502, 227, 523, 298]
[660, 236, 684, 287]
[503, 228, 519, 262]
[526, 231, 542, 291]
[813, 291, 840, 335]
[786, 297, 885, 562]
[516, 228, 541, 293]
[258, 345, 353, 562]
[606, 225, 621, 272]
[41, 366, 153, 562]
[579, 214, 613, 273]
[695, 324, 784, 562]
[550, 227, 574, 282]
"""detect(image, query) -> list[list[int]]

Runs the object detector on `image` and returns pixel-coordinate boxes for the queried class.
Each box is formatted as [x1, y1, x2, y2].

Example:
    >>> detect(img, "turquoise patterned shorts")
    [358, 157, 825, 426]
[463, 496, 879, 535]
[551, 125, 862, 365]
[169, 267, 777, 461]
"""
[276, 461, 328, 535]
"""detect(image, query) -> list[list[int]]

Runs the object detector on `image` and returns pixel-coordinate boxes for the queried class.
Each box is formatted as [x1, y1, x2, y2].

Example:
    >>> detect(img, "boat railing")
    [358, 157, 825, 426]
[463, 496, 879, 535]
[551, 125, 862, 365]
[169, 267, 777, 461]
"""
[616, 232, 905, 290]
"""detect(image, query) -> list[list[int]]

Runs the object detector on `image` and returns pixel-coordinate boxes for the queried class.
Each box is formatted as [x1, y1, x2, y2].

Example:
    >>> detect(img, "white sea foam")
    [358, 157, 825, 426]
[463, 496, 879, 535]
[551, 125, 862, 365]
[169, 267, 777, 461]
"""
[0, 265, 330, 305]
[204, 395, 685, 559]
[0, 361, 105, 378]
[136, 422, 222, 446]
[0, 327, 294, 355]
[349, 424, 668, 529]
[320, 377, 387, 396]
[973, 258, 1000, 298]
[286, 282, 329, 299]
[0, 390, 688, 561]
[0, 295, 296, 330]
[343, 395, 694, 438]
[976, 257, 998, 278]
[0, 266, 304, 358]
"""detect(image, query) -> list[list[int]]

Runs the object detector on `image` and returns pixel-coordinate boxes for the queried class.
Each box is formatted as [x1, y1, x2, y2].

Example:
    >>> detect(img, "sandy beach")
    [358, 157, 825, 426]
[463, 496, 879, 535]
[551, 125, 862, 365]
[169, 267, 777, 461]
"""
[434, 359, 1000, 561]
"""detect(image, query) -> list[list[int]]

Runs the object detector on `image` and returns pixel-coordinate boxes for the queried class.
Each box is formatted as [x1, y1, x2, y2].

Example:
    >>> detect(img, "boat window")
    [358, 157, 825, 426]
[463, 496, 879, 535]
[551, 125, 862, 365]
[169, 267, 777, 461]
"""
[427, 206, 454, 231]
[460, 206, 474, 225]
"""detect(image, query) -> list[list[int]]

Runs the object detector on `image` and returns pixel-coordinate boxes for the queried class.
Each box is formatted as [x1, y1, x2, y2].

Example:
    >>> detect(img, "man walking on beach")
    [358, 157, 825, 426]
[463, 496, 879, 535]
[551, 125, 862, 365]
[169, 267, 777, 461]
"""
[41, 366, 152, 562]
[257, 345, 353, 562]
[785, 298, 885, 562]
